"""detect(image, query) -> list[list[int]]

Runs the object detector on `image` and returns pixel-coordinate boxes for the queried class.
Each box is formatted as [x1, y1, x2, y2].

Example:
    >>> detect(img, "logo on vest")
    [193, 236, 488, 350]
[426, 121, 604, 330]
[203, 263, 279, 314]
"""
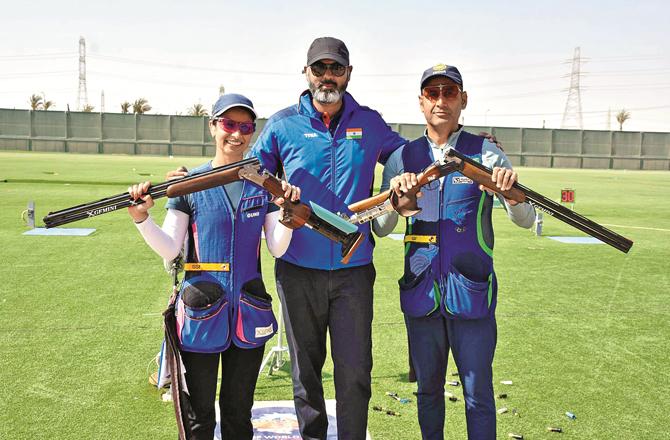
[246, 211, 260, 218]
[304, 133, 318, 138]
[255, 323, 274, 338]
[452, 176, 473, 185]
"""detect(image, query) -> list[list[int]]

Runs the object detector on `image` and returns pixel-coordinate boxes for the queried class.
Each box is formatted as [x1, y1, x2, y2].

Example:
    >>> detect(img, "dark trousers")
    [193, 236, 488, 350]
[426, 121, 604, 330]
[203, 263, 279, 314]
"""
[406, 312, 497, 440]
[275, 259, 376, 440]
[180, 344, 265, 440]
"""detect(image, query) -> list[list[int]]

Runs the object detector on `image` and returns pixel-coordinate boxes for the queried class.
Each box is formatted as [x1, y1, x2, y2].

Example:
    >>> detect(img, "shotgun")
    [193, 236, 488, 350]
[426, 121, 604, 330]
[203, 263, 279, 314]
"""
[345, 160, 460, 224]
[444, 148, 633, 253]
[43, 157, 259, 228]
[238, 165, 364, 264]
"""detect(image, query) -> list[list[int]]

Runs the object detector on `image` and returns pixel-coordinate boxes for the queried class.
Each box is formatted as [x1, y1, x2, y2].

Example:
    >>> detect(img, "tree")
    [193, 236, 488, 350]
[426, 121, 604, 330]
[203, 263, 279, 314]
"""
[82, 104, 95, 112]
[42, 100, 54, 110]
[616, 109, 631, 131]
[132, 98, 151, 114]
[187, 103, 208, 117]
[120, 101, 131, 114]
[29, 94, 43, 110]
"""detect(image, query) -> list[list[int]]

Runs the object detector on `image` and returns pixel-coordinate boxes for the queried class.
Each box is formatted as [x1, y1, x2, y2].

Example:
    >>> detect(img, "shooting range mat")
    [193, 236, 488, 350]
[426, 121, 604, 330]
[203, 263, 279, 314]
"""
[23, 228, 96, 236]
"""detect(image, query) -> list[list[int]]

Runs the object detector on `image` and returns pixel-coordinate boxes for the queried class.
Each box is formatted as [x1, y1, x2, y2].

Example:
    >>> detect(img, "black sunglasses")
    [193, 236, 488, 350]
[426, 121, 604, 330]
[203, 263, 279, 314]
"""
[309, 61, 347, 77]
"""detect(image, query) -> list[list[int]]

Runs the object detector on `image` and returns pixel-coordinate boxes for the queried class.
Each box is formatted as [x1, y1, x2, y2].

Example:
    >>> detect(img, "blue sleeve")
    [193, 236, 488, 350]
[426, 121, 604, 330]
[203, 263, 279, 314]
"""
[376, 119, 407, 165]
[251, 121, 280, 175]
[165, 195, 191, 215]
[379, 146, 405, 192]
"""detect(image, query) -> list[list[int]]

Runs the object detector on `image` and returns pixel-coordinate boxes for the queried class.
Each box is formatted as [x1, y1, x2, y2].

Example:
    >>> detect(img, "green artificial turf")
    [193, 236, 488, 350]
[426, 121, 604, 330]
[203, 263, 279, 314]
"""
[0, 151, 668, 439]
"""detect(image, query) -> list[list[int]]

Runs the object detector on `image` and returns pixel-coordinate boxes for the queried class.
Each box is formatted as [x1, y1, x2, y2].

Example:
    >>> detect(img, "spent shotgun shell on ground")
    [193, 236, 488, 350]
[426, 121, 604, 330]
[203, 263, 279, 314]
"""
[446, 380, 460, 386]
[508, 433, 524, 439]
[500, 380, 513, 385]
[444, 391, 458, 402]
[565, 411, 576, 420]
[497, 407, 509, 414]
[547, 427, 563, 432]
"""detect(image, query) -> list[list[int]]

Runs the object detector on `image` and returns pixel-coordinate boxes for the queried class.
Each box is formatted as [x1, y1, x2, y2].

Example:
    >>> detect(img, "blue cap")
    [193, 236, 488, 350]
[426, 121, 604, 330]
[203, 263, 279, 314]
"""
[420, 64, 463, 89]
[211, 93, 257, 120]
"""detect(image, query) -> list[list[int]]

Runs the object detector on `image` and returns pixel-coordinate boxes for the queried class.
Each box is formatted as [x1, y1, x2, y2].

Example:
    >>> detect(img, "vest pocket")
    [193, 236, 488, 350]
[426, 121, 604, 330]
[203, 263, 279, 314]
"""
[398, 266, 440, 318]
[176, 292, 231, 353]
[441, 265, 491, 320]
[235, 278, 277, 348]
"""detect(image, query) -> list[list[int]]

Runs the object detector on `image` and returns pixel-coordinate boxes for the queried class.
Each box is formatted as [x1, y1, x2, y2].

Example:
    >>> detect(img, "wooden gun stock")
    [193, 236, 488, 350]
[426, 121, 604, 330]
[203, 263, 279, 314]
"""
[347, 160, 459, 221]
[42, 157, 259, 228]
[166, 166, 248, 198]
[238, 167, 364, 264]
[444, 149, 633, 253]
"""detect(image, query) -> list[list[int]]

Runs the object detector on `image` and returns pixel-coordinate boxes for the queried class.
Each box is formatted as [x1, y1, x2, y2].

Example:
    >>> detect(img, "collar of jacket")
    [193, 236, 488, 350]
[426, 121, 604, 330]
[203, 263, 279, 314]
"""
[297, 90, 359, 120]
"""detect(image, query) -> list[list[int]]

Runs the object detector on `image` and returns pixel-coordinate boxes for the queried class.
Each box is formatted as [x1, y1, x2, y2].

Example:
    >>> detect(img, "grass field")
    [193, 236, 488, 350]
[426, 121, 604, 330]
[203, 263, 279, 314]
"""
[1, 151, 669, 439]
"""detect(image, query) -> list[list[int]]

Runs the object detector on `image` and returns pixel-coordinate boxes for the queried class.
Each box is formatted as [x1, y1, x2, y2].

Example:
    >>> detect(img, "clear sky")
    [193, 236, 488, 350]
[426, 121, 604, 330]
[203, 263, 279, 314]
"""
[1, 0, 668, 132]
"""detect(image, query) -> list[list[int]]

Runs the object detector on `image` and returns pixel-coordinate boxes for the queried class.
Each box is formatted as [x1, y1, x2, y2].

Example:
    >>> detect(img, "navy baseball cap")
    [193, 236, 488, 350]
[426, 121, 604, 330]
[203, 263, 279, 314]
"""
[306, 37, 350, 66]
[211, 93, 257, 120]
[420, 64, 463, 89]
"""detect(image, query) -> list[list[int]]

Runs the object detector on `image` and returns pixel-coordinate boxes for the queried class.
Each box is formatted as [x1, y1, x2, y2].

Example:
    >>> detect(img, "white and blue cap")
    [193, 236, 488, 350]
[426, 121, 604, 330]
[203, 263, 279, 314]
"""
[420, 64, 463, 90]
[211, 93, 257, 120]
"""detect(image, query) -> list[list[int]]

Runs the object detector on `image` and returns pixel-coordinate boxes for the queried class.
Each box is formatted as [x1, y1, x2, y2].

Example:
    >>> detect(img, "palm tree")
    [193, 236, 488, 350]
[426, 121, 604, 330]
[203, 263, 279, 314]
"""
[29, 94, 43, 110]
[82, 104, 95, 112]
[132, 98, 151, 114]
[42, 100, 55, 110]
[120, 101, 131, 114]
[616, 109, 631, 131]
[187, 103, 208, 117]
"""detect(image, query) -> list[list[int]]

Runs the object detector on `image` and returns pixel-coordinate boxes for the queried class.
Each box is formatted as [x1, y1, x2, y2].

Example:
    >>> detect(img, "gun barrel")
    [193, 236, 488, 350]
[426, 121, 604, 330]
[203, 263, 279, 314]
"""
[445, 149, 633, 253]
[43, 157, 259, 228]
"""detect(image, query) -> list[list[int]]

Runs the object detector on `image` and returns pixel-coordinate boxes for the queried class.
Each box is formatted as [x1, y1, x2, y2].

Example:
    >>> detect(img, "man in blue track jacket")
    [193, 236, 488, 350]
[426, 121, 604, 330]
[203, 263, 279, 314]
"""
[252, 37, 406, 440]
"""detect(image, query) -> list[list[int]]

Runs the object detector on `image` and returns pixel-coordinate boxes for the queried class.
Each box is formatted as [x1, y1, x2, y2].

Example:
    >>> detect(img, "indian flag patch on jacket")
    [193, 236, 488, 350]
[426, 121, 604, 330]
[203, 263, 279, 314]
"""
[346, 128, 363, 139]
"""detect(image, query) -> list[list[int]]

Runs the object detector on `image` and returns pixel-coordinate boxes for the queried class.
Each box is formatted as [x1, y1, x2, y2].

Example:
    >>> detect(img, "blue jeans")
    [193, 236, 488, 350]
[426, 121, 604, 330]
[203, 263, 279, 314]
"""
[405, 312, 497, 440]
[275, 259, 375, 440]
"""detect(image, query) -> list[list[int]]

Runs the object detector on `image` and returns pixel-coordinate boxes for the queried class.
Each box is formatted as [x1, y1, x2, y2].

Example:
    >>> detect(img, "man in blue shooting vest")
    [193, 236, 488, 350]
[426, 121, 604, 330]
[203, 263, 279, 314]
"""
[375, 64, 535, 439]
[252, 37, 406, 440]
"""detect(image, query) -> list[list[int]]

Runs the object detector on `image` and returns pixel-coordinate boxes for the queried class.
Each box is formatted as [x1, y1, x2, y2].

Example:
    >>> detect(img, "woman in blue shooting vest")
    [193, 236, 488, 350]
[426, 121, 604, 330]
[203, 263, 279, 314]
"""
[127, 94, 300, 440]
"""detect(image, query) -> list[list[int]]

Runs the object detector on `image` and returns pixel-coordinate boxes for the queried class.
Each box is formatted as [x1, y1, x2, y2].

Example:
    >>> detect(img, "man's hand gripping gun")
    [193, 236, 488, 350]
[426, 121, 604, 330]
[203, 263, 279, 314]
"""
[344, 159, 460, 223]
[238, 165, 364, 264]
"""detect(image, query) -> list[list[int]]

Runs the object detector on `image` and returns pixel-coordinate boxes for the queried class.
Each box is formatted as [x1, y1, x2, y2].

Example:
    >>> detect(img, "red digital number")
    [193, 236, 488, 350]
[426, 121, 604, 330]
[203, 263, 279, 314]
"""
[561, 189, 575, 203]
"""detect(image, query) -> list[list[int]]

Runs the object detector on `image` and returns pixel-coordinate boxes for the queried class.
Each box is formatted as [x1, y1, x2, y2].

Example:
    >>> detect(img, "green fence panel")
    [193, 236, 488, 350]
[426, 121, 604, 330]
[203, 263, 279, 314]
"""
[0, 108, 30, 136]
[102, 113, 135, 140]
[32, 110, 66, 138]
[172, 115, 205, 143]
[68, 112, 101, 140]
[641, 132, 670, 157]
[137, 115, 169, 141]
[398, 123, 425, 140]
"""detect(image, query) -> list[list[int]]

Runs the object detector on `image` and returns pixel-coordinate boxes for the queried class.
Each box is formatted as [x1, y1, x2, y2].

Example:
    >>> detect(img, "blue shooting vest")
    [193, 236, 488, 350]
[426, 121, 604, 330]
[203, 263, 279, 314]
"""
[398, 132, 497, 320]
[175, 163, 277, 353]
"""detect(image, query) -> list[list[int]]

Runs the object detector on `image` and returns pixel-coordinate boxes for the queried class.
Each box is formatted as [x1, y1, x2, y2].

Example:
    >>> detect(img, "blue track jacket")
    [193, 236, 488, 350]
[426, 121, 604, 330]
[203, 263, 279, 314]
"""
[252, 91, 406, 270]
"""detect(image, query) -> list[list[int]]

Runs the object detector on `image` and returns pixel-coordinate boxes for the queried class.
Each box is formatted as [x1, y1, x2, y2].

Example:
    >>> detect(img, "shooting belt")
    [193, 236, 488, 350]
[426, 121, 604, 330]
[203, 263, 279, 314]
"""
[184, 263, 230, 272]
[404, 234, 437, 244]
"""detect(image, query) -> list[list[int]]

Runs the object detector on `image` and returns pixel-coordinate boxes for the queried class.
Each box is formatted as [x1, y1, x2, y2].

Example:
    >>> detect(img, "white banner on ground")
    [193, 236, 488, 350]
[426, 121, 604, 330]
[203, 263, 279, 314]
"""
[214, 399, 372, 439]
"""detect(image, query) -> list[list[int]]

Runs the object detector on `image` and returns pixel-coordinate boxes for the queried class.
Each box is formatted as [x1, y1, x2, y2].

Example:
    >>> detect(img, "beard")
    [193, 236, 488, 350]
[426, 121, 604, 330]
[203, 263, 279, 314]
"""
[307, 77, 348, 105]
